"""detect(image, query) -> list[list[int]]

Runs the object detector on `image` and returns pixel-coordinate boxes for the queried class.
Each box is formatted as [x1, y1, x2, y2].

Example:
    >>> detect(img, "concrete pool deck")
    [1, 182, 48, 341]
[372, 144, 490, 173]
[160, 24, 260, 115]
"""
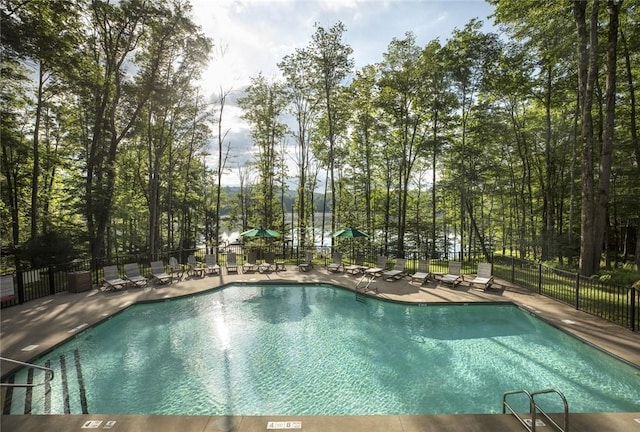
[1, 265, 639, 431]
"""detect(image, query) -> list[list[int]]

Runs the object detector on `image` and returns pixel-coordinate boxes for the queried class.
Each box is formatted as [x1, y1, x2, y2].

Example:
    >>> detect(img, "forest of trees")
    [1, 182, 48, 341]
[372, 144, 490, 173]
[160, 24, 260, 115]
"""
[1, 0, 639, 277]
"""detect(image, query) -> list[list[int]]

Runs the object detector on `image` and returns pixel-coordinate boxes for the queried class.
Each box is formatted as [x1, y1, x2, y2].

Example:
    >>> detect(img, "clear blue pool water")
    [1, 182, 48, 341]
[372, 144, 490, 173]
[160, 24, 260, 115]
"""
[7, 283, 640, 415]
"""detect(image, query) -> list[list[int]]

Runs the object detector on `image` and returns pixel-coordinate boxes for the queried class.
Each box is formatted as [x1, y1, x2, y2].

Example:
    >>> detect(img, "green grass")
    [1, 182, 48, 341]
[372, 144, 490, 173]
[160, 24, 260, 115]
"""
[493, 260, 637, 329]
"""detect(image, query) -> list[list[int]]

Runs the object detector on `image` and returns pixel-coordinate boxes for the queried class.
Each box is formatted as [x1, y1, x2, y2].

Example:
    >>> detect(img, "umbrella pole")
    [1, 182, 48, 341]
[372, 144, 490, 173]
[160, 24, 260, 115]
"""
[351, 240, 354, 265]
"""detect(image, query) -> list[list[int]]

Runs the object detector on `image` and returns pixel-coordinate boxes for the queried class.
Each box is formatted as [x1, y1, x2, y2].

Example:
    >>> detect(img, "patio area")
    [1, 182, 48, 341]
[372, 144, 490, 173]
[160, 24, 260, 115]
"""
[1, 265, 639, 432]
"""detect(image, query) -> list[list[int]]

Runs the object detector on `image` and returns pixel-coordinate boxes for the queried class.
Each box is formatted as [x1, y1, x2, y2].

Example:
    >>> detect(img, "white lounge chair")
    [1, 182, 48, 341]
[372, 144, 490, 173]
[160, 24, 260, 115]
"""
[383, 258, 407, 281]
[243, 250, 259, 273]
[123, 263, 148, 287]
[344, 255, 366, 275]
[327, 252, 343, 273]
[259, 252, 275, 273]
[298, 251, 314, 272]
[410, 259, 431, 285]
[187, 255, 205, 278]
[356, 256, 389, 292]
[103, 265, 127, 290]
[169, 256, 185, 281]
[275, 255, 286, 272]
[226, 252, 239, 274]
[469, 262, 494, 290]
[204, 254, 220, 275]
[150, 260, 172, 285]
[364, 255, 388, 277]
[438, 261, 463, 287]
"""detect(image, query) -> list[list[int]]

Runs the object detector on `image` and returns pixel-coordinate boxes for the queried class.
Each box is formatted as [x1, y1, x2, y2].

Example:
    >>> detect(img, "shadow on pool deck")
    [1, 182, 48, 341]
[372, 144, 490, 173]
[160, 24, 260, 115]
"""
[2, 266, 639, 432]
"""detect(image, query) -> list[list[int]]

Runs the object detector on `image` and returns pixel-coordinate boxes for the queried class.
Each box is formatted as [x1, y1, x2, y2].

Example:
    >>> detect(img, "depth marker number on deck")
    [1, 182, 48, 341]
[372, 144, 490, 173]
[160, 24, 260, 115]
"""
[267, 421, 302, 429]
[69, 323, 89, 333]
[524, 419, 546, 427]
[21, 344, 39, 352]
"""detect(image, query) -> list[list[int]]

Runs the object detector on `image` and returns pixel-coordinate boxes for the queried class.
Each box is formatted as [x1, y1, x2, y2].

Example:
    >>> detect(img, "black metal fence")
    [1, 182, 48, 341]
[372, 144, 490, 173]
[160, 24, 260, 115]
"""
[0, 245, 305, 308]
[492, 256, 639, 332]
[1, 248, 638, 332]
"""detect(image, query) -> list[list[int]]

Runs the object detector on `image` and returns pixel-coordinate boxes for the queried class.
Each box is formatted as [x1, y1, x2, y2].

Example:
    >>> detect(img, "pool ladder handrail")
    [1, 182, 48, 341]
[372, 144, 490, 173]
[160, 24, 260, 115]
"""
[0, 356, 54, 388]
[503, 388, 569, 432]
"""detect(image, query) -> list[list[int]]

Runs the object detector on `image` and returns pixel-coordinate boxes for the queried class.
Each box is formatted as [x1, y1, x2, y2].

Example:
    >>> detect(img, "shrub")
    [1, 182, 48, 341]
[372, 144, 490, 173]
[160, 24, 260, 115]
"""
[20, 231, 81, 268]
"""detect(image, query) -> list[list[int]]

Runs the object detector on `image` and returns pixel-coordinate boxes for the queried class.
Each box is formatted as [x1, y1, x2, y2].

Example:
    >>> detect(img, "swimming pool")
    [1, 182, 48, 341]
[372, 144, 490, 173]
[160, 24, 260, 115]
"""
[5, 283, 640, 415]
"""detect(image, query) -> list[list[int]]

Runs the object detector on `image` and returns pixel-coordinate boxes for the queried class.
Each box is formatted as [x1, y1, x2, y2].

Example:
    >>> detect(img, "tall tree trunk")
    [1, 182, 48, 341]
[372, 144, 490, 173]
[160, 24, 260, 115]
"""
[31, 64, 45, 242]
[215, 87, 231, 251]
[593, 0, 622, 271]
[465, 197, 490, 261]
[543, 64, 555, 261]
[297, 151, 306, 249]
[0, 143, 20, 245]
[574, 0, 600, 276]
[149, 174, 160, 258]
[620, 30, 640, 270]
[431, 115, 439, 259]
[324, 81, 337, 244]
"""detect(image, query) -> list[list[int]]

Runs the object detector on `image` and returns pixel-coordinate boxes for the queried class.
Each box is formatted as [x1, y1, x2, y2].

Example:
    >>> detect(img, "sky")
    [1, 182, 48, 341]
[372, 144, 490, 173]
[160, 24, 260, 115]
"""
[188, 0, 497, 185]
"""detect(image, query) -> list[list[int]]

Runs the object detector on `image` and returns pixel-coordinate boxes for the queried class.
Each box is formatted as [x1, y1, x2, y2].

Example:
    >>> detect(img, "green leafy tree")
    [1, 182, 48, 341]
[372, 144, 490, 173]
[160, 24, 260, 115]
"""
[237, 73, 288, 230]
[2, 0, 84, 248]
[489, 0, 576, 263]
[376, 32, 431, 258]
[306, 22, 354, 242]
[619, 4, 640, 269]
[278, 49, 320, 249]
[419, 40, 456, 258]
[573, 0, 624, 275]
[345, 65, 382, 239]
[0, 59, 32, 248]
[442, 20, 500, 259]
[77, 0, 210, 260]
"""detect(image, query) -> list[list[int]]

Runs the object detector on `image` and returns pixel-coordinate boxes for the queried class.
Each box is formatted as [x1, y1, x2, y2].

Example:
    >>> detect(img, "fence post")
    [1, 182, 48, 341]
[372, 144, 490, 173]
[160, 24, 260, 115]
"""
[13, 251, 25, 304]
[538, 263, 543, 294]
[631, 287, 637, 332]
[575, 273, 580, 310]
[511, 256, 515, 283]
[48, 265, 56, 295]
[92, 258, 100, 286]
[16, 269, 25, 305]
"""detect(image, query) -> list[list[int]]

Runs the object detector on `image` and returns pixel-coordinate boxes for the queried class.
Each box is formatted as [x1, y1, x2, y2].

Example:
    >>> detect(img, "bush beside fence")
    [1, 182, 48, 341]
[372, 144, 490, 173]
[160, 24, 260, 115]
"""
[492, 256, 639, 332]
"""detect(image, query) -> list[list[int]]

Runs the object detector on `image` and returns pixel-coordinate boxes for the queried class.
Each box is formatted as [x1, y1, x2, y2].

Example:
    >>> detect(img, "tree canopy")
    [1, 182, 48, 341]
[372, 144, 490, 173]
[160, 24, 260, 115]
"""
[1, 0, 639, 278]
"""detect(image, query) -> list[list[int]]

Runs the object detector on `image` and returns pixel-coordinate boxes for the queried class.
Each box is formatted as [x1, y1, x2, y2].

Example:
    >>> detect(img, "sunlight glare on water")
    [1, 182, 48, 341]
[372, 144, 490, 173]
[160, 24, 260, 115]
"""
[14, 284, 640, 416]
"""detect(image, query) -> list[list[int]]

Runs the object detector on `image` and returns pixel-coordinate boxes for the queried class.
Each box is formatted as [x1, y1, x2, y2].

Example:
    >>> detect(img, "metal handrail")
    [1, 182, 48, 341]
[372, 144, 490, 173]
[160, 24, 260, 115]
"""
[0, 356, 54, 388]
[503, 389, 536, 431]
[531, 388, 569, 432]
[503, 388, 569, 432]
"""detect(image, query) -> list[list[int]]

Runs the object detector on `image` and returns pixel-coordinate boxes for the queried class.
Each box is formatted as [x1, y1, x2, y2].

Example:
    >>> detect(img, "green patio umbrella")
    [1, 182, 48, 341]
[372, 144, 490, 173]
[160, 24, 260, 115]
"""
[240, 226, 281, 261]
[332, 226, 369, 239]
[332, 227, 369, 262]
[240, 226, 281, 238]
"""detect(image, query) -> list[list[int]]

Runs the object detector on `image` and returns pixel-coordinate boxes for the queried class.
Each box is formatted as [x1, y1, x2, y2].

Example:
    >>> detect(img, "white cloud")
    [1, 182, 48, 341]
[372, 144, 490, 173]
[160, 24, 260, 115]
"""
[317, 0, 362, 11]
[189, 0, 496, 185]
